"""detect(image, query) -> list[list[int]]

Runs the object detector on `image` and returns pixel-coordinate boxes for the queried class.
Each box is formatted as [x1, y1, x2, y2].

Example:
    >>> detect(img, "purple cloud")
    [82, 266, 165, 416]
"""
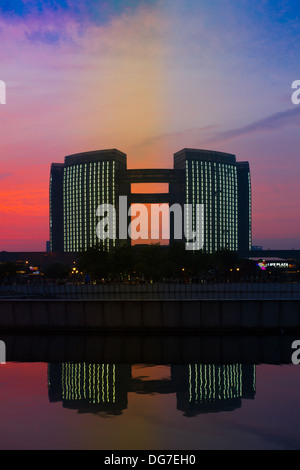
[213, 107, 300, 143]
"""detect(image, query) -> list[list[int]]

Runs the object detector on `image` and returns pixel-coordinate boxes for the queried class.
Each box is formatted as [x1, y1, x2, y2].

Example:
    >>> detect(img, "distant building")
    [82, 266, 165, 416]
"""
[49, 148, 252, 254]
[49, 163, 64, 252]
[237, 162, 252, 253]
[0, 251, 77, 267]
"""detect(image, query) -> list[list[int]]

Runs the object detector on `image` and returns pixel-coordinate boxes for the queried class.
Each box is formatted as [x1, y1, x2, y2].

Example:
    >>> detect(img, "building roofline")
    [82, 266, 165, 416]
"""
[64, 149, 127, 166]
[173, 148, 236, 165]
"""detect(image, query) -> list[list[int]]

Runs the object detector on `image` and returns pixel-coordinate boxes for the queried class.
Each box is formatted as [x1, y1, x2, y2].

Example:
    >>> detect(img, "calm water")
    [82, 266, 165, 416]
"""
[0, 335, 300, 450]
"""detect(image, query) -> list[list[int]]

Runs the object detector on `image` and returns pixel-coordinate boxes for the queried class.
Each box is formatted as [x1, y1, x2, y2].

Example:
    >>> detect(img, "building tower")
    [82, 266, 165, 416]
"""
[62, 149, 127, 252]
[49, 163, 64, 252]
[174, 149, 239, 253]
[237, 162, 252, 254]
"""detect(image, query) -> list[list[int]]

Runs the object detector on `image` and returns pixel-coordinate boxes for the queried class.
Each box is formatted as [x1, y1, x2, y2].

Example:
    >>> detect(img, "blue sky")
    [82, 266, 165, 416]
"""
[0, 0, 159, 22]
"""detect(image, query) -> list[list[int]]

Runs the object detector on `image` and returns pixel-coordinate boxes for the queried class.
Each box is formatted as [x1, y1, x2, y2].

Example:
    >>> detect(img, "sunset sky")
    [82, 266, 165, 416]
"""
[0, 0, 299, 251]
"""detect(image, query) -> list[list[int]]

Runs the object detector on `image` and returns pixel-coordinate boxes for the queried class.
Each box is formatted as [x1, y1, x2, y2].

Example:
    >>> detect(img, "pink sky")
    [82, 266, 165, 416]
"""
[0, 2, 299, 251]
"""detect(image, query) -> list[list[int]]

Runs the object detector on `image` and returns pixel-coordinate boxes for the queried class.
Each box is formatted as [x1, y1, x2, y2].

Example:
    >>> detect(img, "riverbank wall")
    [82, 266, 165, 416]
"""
[0, 298, 299, 333]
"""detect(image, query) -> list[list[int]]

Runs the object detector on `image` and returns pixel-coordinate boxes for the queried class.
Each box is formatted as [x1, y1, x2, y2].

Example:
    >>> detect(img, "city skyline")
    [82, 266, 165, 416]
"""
[0, 0, 300, 251]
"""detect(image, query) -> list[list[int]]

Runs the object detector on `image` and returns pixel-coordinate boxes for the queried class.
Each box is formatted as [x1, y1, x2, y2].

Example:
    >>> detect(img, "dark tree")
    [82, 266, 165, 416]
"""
[43, 263, 71, 280]
[109, 245, 136, 282]
[0, 262, 18, 283]
[77, 247, 109, 282]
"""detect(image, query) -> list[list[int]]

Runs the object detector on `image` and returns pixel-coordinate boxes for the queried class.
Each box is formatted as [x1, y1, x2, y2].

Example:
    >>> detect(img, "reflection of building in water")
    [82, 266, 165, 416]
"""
[48, 363, 256, 416]
[171, 364, 256, 416]
[48, 363, 131, 415]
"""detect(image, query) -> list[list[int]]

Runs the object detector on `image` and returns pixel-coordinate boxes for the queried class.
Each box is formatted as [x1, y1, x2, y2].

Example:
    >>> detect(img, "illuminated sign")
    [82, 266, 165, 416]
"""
[256, 259, 266, 271]
[29, 266, 39, 271]
[255, 259, 289, 270]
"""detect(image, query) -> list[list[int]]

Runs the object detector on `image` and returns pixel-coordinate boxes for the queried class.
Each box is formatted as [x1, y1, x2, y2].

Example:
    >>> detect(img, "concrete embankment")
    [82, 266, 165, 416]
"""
[1, 282, 299, 299]
[0, 298, 299, 333]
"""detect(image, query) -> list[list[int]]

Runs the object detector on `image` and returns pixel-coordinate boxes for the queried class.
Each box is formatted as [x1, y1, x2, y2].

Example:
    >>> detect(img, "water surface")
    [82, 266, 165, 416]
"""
[0, 358, 299, 450]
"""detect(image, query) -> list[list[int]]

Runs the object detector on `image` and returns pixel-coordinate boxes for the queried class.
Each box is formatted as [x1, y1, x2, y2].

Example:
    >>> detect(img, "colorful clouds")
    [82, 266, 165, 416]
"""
[0, 0, 299, 250]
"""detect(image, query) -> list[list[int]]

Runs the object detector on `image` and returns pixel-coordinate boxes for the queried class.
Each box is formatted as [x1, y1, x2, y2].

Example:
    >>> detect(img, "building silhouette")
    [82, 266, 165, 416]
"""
[237, 162, 252, 253]
[49, 148, 251, 254]
[49, 163, 64, 252]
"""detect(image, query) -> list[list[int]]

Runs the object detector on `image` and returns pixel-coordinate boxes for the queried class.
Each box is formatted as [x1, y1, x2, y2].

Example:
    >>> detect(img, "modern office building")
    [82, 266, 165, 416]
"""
[174, 149, 239, 252]
[64, 149, 128, 253]
[49, 148, 251, 254]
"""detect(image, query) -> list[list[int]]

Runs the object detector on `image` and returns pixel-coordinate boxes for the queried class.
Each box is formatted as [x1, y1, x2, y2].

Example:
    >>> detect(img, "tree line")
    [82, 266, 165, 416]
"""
[76, 243, 258, 283]
[2, 243, 296, 284]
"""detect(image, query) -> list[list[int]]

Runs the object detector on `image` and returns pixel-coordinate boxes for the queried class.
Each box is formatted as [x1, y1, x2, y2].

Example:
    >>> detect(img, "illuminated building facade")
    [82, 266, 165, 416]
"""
[174, 149, 240, 253]
[49, 149, 127, 253]
[49, 148, 251, 254]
